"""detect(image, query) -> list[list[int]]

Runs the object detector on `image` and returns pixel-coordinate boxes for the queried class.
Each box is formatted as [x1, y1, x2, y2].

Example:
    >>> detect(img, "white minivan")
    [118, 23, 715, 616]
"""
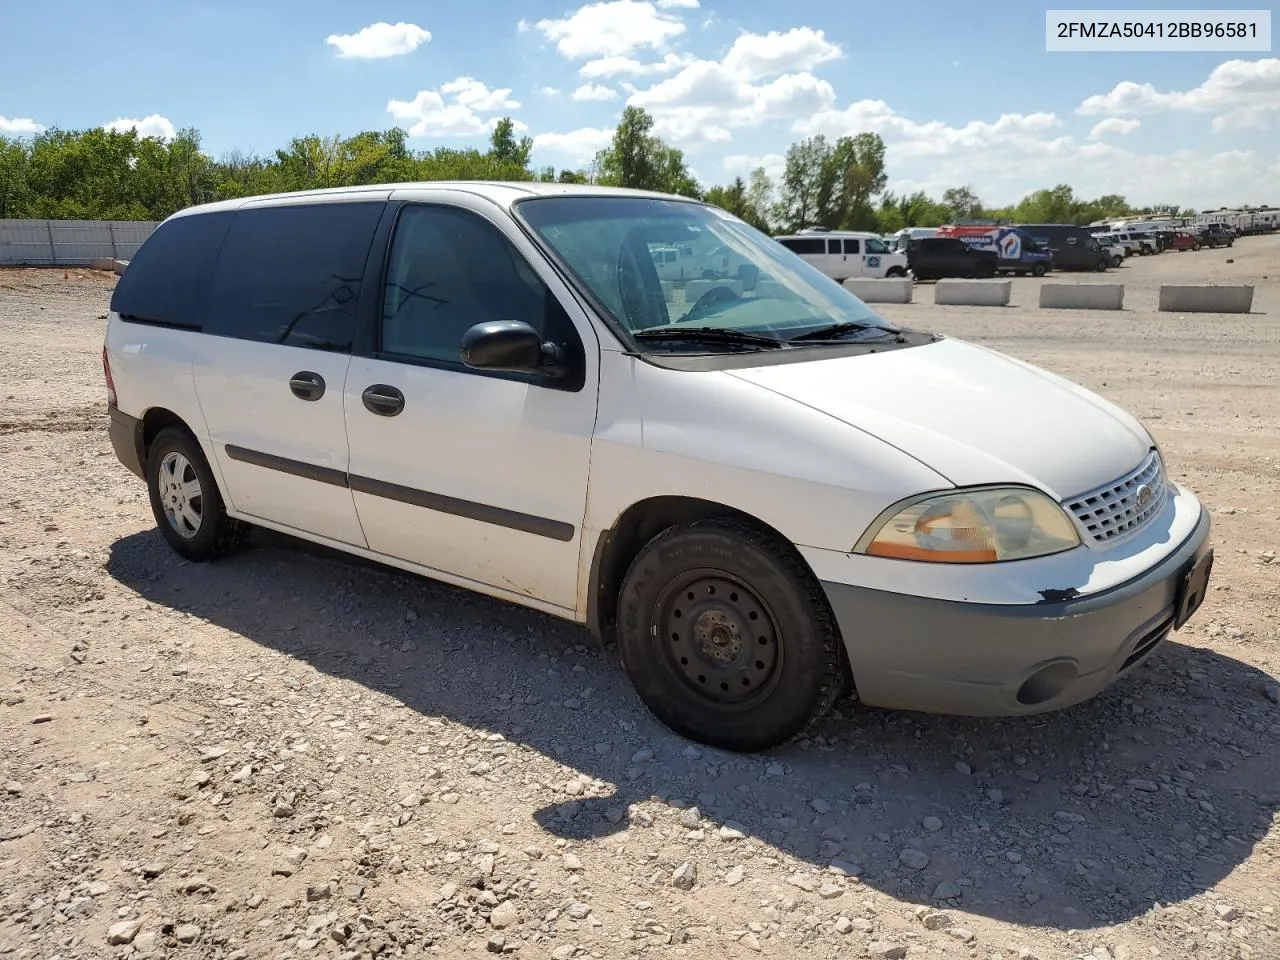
[774, 229, 909, 282]
[105, 183, 1213, 752]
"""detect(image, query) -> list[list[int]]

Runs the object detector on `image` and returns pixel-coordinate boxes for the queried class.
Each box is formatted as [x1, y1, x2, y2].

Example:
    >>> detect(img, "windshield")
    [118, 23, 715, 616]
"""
[514, 196, 896, 347]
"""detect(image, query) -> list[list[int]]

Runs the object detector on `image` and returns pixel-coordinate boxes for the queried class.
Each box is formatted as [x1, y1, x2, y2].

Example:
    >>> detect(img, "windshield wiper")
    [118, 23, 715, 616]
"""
[788, 321, 903, 343]
[631, 326, 786, 349]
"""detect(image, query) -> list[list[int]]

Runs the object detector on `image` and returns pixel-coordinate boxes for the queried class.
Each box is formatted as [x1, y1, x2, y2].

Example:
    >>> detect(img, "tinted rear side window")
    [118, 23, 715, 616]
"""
[205, 201, 384, 352]
[778, 237, 825, 255]
[109, 212, 233, 329]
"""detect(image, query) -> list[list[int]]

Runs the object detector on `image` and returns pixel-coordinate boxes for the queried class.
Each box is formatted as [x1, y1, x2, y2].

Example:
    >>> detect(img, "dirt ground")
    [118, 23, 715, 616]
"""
[1, 239, 1277, 960]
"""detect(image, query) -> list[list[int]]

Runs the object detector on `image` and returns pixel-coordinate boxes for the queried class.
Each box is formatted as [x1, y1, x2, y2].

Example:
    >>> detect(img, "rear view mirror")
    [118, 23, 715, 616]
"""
[461, 320, 565, 377]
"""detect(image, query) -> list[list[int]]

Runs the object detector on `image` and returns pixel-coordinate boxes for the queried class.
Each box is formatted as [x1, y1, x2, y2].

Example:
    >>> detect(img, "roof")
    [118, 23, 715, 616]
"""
[166, 181, 700, 221]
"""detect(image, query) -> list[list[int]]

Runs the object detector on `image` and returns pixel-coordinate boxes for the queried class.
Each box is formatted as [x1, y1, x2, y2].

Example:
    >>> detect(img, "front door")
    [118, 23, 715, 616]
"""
[343, 196, 599, 613]
[193, 199, 388, 546]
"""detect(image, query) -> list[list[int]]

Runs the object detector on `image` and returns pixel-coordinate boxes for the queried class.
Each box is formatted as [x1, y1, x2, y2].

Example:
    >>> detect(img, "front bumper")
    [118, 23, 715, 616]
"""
[821, 506, 1212, 716]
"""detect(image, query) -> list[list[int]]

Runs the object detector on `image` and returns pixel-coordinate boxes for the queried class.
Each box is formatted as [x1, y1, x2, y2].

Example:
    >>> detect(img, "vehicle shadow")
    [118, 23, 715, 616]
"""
[106, 527, 1279, 931]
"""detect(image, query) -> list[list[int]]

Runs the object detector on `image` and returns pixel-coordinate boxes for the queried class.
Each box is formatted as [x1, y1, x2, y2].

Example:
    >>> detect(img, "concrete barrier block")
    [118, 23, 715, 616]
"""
[113, 259, 129, 275]
[750, 280, 787, 300]
[660, 280, 675, 302]
[89, 257, 117, 271]
[842, 277, 914, 304]
[684, 279, 743, 301]
[933, 279, 1012, 307]
[1158, 284, 1254, 314]
[1039, 283, 1125, 310]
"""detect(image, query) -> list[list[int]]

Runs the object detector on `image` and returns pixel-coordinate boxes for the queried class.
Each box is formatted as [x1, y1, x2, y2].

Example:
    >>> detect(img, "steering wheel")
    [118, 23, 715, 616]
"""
[684, 284, 740, 322]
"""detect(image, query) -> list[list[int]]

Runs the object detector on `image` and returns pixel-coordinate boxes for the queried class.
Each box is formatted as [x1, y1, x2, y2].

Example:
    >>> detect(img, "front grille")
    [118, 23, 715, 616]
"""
[1065, 451, 1167, 546]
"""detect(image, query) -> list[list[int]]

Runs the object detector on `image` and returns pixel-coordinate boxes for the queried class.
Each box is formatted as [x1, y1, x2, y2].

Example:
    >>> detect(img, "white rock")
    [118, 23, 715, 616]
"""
[489, 900, 519, 929]
[922, 816, 943, 832]
[562, 852, 584, 872]
[106, 920, 143, 945]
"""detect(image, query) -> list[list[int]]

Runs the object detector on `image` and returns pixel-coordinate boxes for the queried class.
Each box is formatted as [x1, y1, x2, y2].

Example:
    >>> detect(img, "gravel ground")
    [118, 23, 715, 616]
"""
[1, 241, 1278, 960]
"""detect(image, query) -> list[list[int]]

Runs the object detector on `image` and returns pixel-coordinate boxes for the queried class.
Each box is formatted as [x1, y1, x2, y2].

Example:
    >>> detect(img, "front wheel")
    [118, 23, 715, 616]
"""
[145, 426, 247, 562]
[1031, 263, 1047, 277]
[616, 518, 845, 752]
[885, 267, 907, 278]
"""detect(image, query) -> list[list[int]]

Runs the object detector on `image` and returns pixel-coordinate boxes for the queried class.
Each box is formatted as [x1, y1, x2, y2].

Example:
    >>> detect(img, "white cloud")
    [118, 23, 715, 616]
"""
[1077, 57, 1280, 119]
[1089, 117, 1141, 139]
[388, 77, 523, 138]
[539, 86, 562, 97]
[722, 152, 786, 181]
[720, 27, 841, 82]
[572, 83, 620, 102]
[517, 19, 531, 33]
[104, 114, 176, 140]
[536, 1, 688, 59]
[441, 77, 521, 111]
[532, 127, 615, 164]
[0, 115, 44, 135]
[796, 101, 1063, 160]
[620, 27, 846, 145]
[630, 63, 836, 144]
[656, 0, 698, 7]
[325, 21, 431, 59]
[580, 51, 695, 78]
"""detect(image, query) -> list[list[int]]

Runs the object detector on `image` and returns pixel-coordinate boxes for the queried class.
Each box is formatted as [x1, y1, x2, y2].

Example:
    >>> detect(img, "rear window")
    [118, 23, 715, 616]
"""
[778, 237, 826, 255]
[109, 212, 233, 329]
[205, 201, 384, 352]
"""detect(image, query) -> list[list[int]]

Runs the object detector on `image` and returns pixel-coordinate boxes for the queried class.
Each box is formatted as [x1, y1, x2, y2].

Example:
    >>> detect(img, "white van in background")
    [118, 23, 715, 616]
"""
[775, 229, 909, 282]
[887, 227, 938, 252]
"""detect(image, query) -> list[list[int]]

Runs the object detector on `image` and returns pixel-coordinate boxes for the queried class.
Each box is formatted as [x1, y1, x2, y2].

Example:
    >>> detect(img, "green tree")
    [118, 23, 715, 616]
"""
[775, 135, 830, 232]
[941, 185, 984, 222]
[595, 106, 699, 197]
[489, 118, 533, 170]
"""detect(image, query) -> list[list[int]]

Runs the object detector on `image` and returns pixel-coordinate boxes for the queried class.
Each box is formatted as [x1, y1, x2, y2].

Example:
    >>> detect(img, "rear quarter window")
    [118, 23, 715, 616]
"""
[205, 201, 385, 352]
[109, 212, 234, 329]
[778, 237, 826, 256]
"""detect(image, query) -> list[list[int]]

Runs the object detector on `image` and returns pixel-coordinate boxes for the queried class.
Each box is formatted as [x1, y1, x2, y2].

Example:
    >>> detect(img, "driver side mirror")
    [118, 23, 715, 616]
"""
[461, 320, 566, 377]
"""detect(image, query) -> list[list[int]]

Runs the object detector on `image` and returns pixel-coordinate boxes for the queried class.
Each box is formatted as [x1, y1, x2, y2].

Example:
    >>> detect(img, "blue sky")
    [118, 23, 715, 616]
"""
[2, 0, 1277, 208]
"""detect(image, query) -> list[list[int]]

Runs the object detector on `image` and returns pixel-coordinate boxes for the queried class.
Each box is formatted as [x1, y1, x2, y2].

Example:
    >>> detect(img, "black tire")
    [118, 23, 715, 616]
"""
[145, 426, 248, 562]
[1031, 263, 1046, 277]
[616, 517, 844, 752]
[885, 267, 906, 278]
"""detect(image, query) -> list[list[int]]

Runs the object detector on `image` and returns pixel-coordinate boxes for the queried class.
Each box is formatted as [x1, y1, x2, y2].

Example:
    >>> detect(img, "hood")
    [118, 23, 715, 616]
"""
[727, 338, 1151, 500]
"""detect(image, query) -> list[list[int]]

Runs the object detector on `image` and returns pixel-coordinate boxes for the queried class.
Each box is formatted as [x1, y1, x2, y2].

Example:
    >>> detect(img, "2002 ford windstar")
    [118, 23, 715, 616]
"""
[103, 182, 1214, 752]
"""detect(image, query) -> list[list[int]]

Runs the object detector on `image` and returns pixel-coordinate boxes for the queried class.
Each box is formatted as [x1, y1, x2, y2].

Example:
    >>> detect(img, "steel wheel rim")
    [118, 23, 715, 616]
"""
[654, 569, 783, 708]
[158, 451, 203, 539]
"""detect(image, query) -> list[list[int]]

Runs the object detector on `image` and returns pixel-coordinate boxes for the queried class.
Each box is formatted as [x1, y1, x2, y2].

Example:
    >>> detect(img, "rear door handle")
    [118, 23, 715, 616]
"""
[362, 384, 405, 417]
[289, 371, 325, 401]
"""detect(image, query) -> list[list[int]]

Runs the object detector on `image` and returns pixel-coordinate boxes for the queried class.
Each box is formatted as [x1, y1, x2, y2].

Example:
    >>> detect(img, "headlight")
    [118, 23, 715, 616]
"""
[854, 487, 1081, 563]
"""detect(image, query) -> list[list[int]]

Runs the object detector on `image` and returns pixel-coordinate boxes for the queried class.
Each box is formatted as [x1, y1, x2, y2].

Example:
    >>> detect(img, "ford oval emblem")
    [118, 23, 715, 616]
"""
[1135, 483, 1153, 508]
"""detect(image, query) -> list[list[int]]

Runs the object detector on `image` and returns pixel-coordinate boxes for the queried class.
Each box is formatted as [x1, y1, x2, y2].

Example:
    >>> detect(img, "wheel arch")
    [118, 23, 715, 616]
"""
[585, 495, 825, 646]
[138, 406, 198, 466]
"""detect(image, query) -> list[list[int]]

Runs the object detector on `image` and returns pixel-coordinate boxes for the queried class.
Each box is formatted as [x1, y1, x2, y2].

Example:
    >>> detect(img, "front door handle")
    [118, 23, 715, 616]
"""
[362, 384, 405, 417]
[289, 371, 325, 401]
